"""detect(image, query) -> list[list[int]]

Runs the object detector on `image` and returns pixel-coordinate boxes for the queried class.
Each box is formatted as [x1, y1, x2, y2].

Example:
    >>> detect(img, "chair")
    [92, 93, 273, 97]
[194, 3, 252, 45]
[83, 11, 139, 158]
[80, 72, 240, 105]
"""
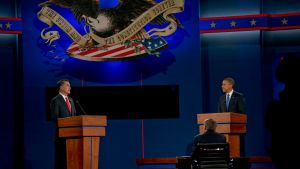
[191, 143, 230, 169]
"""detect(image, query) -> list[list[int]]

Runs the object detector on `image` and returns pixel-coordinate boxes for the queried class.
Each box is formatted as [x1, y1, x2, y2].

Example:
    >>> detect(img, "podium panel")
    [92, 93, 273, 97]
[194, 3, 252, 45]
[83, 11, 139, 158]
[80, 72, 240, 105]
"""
[197, 112, 247, 157]
[57, 115, 107, 169]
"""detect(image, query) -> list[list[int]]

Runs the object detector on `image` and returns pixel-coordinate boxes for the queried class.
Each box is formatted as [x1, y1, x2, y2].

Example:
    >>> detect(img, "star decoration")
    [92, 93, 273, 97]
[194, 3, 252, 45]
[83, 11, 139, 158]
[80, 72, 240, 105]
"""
[141, 37, 167, 55]
[281, 18, 288, 25]
[230, 21, 237, 27]
[0, 23, 3, 28]
[210, 22, 216, 28]
[250, 19, 257, 26]
[5, 22, 12, 29]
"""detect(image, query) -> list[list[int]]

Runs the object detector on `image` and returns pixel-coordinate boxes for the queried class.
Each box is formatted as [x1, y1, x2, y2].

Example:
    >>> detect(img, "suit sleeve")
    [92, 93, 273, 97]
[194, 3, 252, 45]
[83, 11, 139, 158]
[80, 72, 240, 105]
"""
[50, 98, 59, 121]
[222, 135, 227, 143]
[191, 135, 200, 156]
[237, 94, 246, 114]
[217, 97, 222, 112]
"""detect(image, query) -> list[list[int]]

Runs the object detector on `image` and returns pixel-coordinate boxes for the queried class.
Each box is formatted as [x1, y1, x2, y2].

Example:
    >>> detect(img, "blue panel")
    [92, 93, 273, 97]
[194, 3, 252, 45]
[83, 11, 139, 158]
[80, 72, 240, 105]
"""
[251, 162, 276, 168]
[138, 164, 176, 169]
[0, 34, 17, 169]
[271, 15, 300, 28]
[200, 16, 269, 31]
[0, 18, 22, 33]
[21, 0, 201, 169]
[0, 0, 14, 16]
[200, 0, 260, 17]
[201, 31, 268, 156]
[99, 0, 119, 8]
[263, 0, 300, 14]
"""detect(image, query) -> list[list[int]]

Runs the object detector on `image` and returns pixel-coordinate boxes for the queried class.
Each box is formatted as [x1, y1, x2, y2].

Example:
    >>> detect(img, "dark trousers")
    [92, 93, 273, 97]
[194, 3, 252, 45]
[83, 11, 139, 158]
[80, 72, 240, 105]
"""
[240, 135, 245, 157]
[54, 138, 66, 169]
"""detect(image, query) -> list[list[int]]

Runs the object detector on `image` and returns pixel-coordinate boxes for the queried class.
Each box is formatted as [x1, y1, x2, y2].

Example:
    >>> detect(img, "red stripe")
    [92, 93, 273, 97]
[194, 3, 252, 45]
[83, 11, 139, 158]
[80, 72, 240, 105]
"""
[200, 12, 300, 20]
[78, 47, 100, 56]
[92, 43, 141, 58]
[141, 119, 145, 158]
[0, 30, 22, 34]
[91, 45, 128, 58]
[0, 17, 22, 21]
[112, 49, 136, 58]
[271, 25, 300, 30]
[200, 27, 270, 33]
[270, 12, 300, 17]
[67, 45, 80, 53]
[200, 14, 268, 20]
[112, 46, 145, 58]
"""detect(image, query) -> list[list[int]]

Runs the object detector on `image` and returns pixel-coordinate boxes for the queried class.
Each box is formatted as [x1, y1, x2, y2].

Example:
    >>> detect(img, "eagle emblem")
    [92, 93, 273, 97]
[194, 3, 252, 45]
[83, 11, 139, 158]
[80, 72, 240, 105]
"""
[37, 0, 184, 61]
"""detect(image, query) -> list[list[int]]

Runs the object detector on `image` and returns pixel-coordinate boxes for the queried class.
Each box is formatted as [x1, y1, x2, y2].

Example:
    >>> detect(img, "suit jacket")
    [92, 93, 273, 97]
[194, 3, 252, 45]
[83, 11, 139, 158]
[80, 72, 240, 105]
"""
[191, 130, 226, 154]
[50, 94, 77, 121]
[50, 94, 77, 169]
[218, 91, 246, 114]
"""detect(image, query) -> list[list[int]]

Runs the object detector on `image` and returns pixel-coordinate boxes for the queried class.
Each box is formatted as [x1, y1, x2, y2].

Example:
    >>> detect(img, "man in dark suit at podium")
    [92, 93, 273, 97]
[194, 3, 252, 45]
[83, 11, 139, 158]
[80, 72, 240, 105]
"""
[50, 79, 77, 120]
[218, 77, 246, 114]
[50, 79, 77, 169]
[218, 77, 246, 157]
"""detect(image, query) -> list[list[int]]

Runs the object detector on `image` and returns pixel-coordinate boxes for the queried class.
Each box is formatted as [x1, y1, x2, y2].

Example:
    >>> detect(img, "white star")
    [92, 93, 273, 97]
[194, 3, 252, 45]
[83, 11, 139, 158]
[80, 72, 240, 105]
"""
[230, 21, 237, 27]
[5, 22, 12, 29]
[210, 22, 216, 28]
[281, 18, 288, 25]
[250, 19, 257, 26]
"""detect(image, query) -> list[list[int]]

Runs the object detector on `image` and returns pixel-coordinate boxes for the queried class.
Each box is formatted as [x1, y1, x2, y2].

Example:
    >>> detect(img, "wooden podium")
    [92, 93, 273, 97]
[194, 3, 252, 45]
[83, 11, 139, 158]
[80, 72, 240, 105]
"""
[197, 112, 247, 157]
[57, 115, 107, 169]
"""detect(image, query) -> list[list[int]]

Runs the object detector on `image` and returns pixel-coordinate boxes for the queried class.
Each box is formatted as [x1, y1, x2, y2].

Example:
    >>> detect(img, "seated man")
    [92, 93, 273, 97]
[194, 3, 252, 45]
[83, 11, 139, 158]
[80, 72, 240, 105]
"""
[191, 119, 228, 169]
[192, 118, 226, 154]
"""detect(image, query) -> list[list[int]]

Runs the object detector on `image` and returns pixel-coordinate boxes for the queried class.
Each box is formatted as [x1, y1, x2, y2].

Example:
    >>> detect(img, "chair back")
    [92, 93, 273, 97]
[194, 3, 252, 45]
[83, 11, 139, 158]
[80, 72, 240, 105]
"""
[192, 143, 230, 169]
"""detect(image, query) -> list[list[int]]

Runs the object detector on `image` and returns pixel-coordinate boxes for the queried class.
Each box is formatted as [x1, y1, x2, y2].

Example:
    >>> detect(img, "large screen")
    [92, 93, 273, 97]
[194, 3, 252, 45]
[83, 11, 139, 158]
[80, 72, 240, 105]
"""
[46, 85, 179, 119]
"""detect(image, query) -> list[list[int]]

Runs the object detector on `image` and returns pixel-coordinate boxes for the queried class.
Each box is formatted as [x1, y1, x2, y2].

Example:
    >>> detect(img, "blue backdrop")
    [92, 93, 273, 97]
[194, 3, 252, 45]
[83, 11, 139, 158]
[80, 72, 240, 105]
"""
[1, 0, 300, 169]
[21, 0, 201, 169]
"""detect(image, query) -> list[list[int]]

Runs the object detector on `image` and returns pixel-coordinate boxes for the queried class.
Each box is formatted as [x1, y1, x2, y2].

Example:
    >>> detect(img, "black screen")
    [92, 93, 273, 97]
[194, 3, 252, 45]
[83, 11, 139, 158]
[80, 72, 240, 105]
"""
[46, 85, 179, 119]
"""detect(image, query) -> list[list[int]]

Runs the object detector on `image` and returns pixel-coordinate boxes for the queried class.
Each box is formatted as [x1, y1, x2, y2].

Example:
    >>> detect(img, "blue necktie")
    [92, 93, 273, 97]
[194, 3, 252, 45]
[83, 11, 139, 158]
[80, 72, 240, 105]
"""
[226, 94, 230, 112]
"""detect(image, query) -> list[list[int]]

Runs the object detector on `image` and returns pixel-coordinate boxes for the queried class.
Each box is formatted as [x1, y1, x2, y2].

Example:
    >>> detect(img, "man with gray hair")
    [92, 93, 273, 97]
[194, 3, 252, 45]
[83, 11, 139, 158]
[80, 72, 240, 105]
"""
[191, 118, 226, 153]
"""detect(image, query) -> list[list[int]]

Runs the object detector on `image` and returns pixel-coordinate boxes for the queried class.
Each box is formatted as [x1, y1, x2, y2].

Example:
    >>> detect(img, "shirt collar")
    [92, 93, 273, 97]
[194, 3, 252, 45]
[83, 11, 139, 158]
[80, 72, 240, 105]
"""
[59, 93, 68, 100]
[227, 90, 234, 97]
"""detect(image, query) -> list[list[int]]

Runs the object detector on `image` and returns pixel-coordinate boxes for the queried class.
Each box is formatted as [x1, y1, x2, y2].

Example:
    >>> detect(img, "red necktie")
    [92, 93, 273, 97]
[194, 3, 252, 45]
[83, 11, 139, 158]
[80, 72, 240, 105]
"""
[65, 97, 72, 113]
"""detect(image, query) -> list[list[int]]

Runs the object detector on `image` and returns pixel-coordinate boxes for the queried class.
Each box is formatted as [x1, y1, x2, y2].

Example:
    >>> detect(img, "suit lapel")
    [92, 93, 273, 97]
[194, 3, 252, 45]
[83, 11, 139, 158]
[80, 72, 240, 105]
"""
[68, 97, 76, 115]
[58, 94, 71, 114]
[228, 92, 237, 111]
[222, 94, 227, 111]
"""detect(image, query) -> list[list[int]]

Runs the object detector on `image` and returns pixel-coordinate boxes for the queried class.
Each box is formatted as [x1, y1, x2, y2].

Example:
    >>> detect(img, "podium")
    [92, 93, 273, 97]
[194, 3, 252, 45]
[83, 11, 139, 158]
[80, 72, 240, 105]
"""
[197, 112, 247, 157]
[57, 115, 107, 169]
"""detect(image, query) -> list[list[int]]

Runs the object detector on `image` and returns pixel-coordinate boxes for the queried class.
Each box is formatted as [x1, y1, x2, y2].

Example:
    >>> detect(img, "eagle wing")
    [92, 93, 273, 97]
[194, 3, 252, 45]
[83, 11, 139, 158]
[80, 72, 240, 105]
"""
[70, 0, 100, 22]
[116, 0, 182, 27]
[40, 0, 100, 23]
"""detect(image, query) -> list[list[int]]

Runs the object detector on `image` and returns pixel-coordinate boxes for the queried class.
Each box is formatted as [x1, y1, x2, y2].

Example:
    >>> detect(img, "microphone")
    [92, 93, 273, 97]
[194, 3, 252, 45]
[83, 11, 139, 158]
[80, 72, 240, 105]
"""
[76, 100, 87, 115]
